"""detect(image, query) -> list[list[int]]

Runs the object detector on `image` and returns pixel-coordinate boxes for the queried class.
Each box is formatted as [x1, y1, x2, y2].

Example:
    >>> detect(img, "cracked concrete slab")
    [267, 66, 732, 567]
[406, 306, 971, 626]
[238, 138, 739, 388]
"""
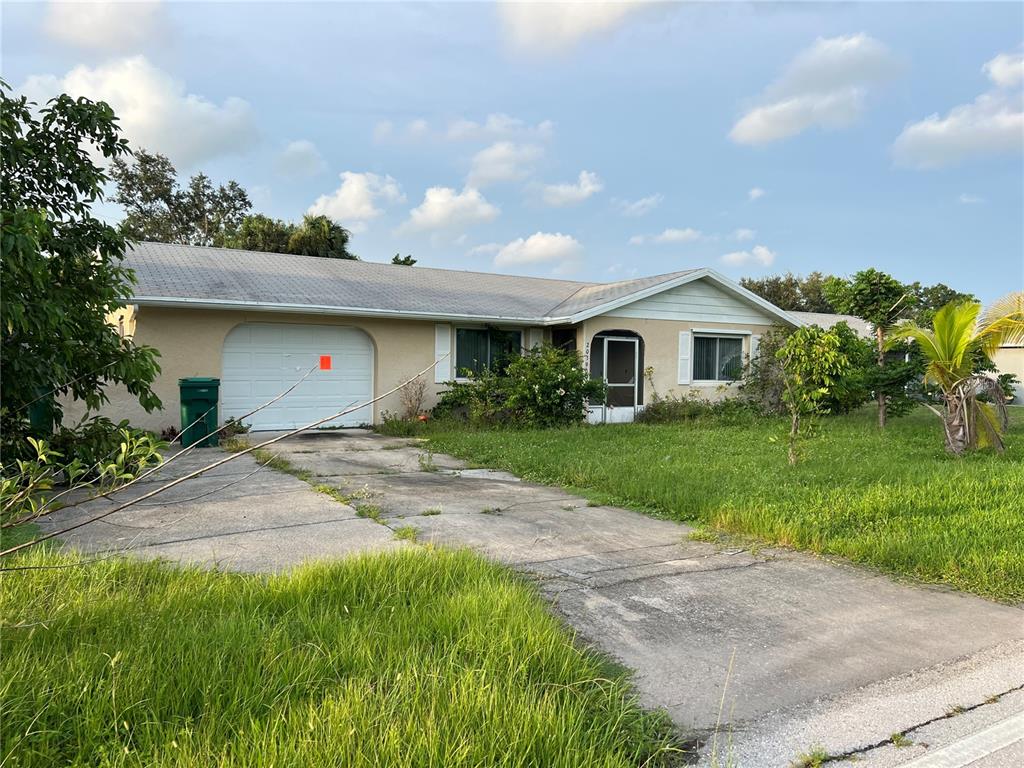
[38, 445, 405, 571]
[42, 429, 1024, 766]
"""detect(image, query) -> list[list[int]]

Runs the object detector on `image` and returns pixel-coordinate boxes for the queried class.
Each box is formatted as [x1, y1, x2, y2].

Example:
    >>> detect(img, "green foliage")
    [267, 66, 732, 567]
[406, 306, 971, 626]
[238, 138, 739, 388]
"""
[905, 281, 976, 326]
[824, 269, 923, 426]
[739, 326, 793, 415]
[285, 214, 355, 259]
[111, 149, 251, 246]
[226, 212, 293, 253]
[0, 548, 677, 767]
[817, 322, 877, 415]
[777, 326, 850, 463]
[824, 268, 913, 329]
[391, 253, 417, 265]
[636, 392, 759, 425]
[889, 296, 1021, 454]
[426, 409, 1024, 602]
[740, 271, 837, 312]
[1, 428, 165, 530]
[50, 417, 165, 481]
[436, 345, 605, 428]
[376, 411, 427, 437]
[0, 82, 162, 454]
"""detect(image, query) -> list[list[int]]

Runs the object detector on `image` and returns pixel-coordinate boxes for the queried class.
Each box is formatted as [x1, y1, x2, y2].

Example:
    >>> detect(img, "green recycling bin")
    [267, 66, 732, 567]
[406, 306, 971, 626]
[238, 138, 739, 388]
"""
[179, 377, 220, 448]
[27, 385, 56, 437]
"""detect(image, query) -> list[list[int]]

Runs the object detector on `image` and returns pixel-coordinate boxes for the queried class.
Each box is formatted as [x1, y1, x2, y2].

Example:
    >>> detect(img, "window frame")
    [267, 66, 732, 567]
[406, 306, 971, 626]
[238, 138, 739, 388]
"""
[691, 333, 745, 384]
[453, 326, 524, 380]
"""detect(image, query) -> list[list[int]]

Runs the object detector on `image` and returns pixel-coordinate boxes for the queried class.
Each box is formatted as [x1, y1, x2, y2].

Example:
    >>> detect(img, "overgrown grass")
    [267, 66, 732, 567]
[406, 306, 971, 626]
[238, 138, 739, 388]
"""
[426, 408, 1024, 602]
[0, 548, 678, 767]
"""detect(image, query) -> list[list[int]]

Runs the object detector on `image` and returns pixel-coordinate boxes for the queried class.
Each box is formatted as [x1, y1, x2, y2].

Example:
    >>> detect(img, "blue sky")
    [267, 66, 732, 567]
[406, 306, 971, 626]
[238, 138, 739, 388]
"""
[5, 1, 1023, 302]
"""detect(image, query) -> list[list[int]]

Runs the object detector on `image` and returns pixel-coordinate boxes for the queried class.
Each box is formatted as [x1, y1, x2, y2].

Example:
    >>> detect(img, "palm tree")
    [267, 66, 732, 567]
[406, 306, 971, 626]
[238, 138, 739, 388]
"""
[889, 292, 1023, 455]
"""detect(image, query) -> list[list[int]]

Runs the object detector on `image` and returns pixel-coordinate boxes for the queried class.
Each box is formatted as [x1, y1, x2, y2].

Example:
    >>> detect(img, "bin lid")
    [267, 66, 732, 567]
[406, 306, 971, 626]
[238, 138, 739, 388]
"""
[179, 377, 220, 385]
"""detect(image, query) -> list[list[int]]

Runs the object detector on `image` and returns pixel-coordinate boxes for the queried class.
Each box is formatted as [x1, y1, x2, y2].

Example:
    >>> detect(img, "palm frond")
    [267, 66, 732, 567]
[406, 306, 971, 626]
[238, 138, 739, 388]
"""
[977, 291, 1024, 355]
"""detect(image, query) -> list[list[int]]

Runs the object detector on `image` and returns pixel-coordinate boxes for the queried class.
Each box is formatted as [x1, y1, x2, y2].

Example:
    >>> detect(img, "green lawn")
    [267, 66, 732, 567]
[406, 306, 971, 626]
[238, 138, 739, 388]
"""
[0, 548, 677, 767]
[426, 408, 1024, 602]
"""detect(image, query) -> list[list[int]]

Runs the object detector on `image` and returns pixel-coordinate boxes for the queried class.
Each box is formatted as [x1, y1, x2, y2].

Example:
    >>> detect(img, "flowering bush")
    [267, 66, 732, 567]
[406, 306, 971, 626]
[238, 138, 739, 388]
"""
[434, 345, 605, 428]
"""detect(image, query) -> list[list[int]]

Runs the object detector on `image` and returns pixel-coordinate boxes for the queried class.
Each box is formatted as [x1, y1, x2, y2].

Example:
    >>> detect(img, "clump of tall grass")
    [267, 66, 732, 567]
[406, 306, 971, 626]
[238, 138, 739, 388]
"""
[0, 548, 678, 767]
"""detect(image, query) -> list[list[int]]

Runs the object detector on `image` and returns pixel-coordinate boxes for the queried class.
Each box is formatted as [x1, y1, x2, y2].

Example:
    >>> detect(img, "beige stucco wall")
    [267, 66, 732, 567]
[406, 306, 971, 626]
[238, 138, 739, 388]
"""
[992, 346, 1024, 404]
[64, 307, 445, 433]
[580, 315, 779, 403]
[64, 305, 784, 433]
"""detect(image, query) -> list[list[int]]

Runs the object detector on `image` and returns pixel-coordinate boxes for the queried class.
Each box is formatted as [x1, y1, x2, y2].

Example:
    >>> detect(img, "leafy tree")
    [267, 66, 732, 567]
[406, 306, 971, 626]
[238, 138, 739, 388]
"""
[111, 148, 251, 246]
[824, 269, 916, 428]
[392, 253, 416, 266]
[905, 281, 976, 326]
[889, 295, 1022, 455]
[776, 326, 850, 464]
[740, 272, 837, 313]
[1, 83, 161, 453]
[286, 214, 356, 260]
[226, 214, 294, 253]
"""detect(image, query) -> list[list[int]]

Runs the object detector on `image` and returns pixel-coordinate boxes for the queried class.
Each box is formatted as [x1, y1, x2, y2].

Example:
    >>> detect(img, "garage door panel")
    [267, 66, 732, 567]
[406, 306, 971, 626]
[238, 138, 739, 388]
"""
[221, 323, 374, 430]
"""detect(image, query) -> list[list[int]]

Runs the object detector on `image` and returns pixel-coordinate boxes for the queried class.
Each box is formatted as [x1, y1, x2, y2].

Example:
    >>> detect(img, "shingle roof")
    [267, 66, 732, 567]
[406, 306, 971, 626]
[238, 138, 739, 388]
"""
[788, 310, 873, 338]
[125, 242, 704, 322]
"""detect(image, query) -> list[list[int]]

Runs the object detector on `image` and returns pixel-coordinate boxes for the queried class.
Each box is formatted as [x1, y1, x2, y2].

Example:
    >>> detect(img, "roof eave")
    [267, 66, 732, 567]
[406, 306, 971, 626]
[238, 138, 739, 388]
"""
[134, 297, 549, 325]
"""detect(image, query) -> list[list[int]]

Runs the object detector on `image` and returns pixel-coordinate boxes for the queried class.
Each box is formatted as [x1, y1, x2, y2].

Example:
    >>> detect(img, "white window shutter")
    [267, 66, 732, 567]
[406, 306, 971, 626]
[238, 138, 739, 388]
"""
[750, 334, 761, 362]
[677, 330, 692, 385]
[527, 327, 543, 350]
[434, 324, 452, 383]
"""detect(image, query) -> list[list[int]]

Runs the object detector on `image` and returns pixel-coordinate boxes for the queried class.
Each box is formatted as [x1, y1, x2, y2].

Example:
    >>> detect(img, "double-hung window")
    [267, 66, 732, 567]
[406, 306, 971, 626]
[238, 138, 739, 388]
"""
[455, 328, 522, 377]
[693, 335, 743, 382]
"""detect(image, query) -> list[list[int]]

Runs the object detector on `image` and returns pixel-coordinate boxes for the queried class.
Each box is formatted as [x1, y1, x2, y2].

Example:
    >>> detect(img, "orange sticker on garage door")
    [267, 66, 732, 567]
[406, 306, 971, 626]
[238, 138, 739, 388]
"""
[319, 355, 332, 370]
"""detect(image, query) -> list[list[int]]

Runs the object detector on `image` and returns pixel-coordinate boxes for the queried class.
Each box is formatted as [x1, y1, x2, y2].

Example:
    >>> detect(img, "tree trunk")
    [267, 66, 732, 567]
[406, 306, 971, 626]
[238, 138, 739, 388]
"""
[788, 411, 800, 465]
[876, 326, 887, 429]
[943, 393, 967, 456]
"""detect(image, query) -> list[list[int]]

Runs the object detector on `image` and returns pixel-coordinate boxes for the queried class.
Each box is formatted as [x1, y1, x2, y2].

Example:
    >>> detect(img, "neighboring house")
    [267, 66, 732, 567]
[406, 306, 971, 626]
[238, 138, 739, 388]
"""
[786, 311, 873, 339]
[991, 344, 1024, 404]
[86, 242, 846, 432]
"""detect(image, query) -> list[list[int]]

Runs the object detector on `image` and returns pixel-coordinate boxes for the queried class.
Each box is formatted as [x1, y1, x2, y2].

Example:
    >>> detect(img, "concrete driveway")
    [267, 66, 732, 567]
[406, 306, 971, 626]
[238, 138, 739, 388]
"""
[41, 429, 1024, 767]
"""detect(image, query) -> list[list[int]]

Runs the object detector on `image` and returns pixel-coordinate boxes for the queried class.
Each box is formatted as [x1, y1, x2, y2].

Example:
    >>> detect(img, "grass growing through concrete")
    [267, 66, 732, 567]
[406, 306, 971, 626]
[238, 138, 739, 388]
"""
[426, 408, 1024, 601]
[0, 548, 678, 767]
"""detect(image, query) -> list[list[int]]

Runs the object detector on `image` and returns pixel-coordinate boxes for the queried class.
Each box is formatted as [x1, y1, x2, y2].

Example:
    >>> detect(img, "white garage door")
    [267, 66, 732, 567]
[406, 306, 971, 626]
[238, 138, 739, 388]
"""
[221, 323, 374, 430]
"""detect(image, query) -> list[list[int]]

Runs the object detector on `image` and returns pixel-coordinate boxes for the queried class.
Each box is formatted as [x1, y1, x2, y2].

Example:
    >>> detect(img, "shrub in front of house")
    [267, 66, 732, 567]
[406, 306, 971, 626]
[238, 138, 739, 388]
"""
[636, 391, 759, 425]
[434, 345, 605, 428]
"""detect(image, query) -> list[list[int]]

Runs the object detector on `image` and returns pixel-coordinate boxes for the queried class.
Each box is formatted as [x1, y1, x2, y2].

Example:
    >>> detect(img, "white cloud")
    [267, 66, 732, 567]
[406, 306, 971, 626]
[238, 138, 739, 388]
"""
[467, 141, 543, 187]
[406, 118, 430, 139]
[498, 1, 653, 54]
[21, 56, 256, 168]
[614, 194, 662, 217]
[721, 245, 776, 267]
[401, 186, 499, 232]
[373, 120, 394, 143]
[494, 232, 583, 274]
[730, 34, 899, 145]
[275, 140, 326, 178]
[446, 113, 554, 142]
[959, 193, 985, 204]
[44, 1, 163, 51]
[467, 242, 502, 257]
[732, 228, 756, 241]
[892, 50, 1024, 169]
[540, 170, 603, 206]
[629, 227, 702, 246]
[984, 51, 1024, 89]
[748, 187, 766, 201]
[307, 172, 404, 232]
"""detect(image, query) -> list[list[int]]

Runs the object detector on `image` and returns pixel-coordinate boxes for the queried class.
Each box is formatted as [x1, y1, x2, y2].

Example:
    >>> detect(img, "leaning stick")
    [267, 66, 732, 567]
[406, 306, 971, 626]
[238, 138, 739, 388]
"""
[0, 356, 446, 559]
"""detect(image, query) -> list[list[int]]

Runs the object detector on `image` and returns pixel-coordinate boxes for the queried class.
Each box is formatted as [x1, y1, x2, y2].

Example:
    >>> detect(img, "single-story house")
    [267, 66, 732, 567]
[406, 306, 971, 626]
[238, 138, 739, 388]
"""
[83, 242, 866, 432]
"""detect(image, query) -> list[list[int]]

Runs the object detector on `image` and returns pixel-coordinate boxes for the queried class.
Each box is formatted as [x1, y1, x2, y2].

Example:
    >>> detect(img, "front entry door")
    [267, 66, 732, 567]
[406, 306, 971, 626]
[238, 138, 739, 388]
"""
[601, 336, 639, 422]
